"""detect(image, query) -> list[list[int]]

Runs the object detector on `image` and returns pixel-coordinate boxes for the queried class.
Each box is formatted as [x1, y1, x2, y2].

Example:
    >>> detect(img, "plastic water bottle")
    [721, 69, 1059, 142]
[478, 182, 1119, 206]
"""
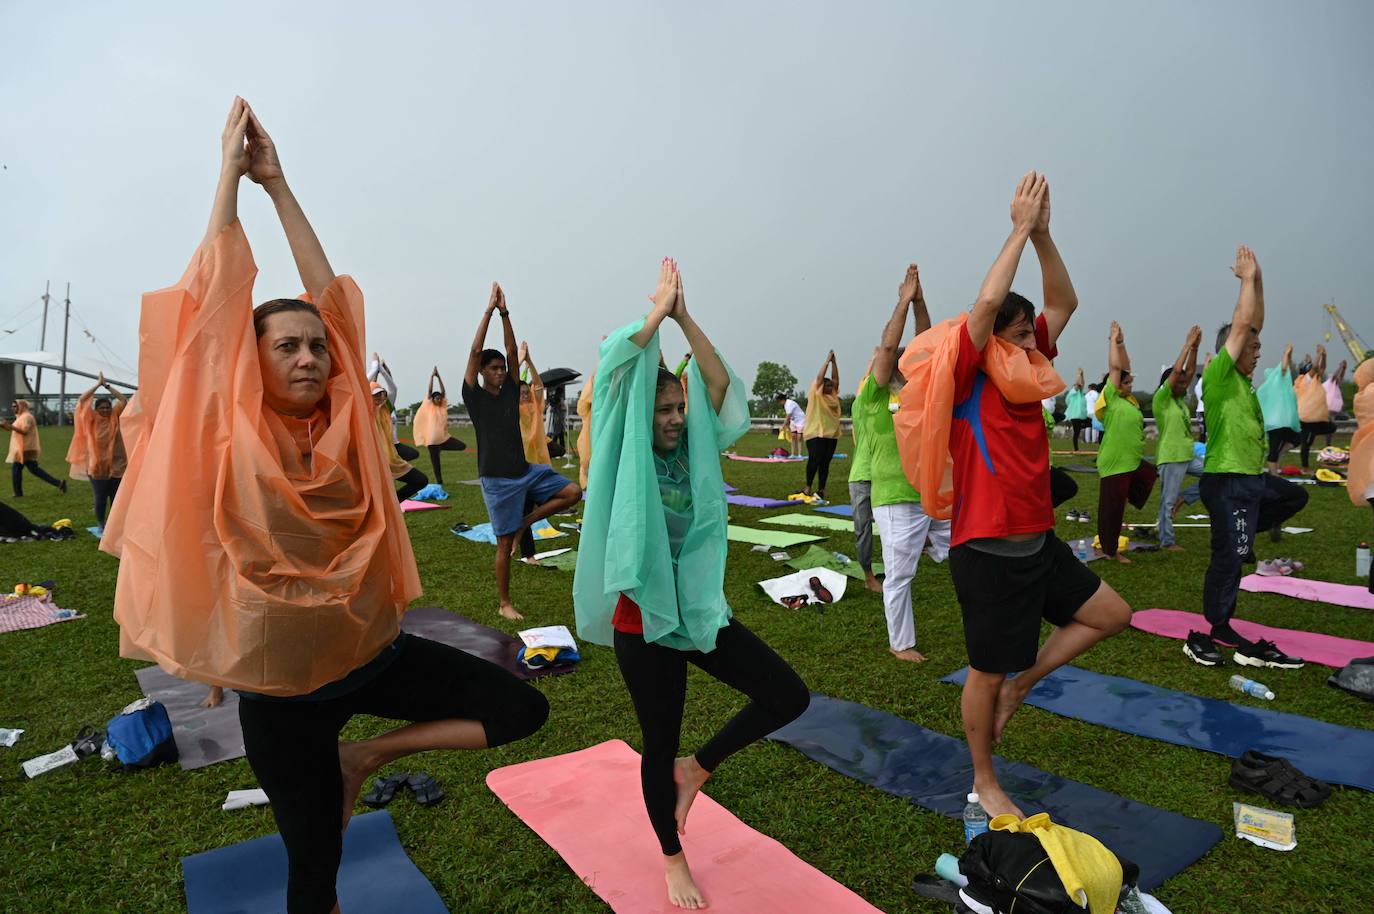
[934, 852, 968, 887]
[833, 552, 851, 565]
[1357, 542, 1371, 578]
[1074, 539, 1090, 563]
[1229, 674, 1275, 701]
[962, 792, 989, 843]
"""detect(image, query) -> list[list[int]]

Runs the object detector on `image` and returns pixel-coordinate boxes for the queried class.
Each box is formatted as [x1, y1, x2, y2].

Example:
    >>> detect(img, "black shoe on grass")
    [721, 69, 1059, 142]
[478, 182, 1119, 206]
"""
[1234, 639, 1305, 670]
[1184, 631, 1223, 666]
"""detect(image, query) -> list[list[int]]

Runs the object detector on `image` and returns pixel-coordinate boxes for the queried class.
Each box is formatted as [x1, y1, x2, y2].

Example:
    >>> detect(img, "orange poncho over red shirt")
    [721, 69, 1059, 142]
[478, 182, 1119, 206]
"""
[101, 221, 422, 696]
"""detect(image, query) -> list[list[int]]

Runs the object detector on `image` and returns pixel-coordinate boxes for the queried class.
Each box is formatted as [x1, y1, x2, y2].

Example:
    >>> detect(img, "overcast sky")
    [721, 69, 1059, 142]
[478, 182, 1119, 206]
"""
[3, 1, 1372, 402]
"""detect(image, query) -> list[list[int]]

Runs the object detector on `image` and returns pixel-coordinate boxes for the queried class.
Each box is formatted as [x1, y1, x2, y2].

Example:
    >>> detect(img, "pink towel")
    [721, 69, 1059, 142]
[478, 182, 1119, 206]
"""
[1132, 609, 1374, 668]
[487, 740, 883, 914]
[1240, 575, 1374, 611]
[400, 500, 447, 513]
[0, 594, 85, 634]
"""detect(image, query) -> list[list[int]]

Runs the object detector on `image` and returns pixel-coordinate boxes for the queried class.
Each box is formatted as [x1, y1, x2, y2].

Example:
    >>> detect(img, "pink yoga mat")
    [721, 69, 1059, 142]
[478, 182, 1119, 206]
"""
[487, 740, 883, 914]
[1132, 609, 1374, 668]
[1240, 575, 1374, 610]
[400, 500, 448, 512]
[727, 454, 805, 463]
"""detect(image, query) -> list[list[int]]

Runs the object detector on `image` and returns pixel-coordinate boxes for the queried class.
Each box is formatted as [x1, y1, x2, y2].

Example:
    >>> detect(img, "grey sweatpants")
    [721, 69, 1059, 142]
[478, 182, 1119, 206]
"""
[849, 480, 875, 570]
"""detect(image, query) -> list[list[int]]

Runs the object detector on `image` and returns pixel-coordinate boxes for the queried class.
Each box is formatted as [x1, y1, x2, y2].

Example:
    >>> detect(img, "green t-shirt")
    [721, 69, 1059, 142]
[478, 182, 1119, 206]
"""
[1097, 381, 1144, 477]
[1202, 348, 1264, 475]
[849, 375, 879, 483]
[1151, 384, 1195, 465]
[858, 373, 918, 506]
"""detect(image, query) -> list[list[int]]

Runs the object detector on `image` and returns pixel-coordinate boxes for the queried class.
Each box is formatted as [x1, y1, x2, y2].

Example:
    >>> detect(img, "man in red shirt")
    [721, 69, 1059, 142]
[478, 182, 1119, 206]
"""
[950, 173, 1131, 818]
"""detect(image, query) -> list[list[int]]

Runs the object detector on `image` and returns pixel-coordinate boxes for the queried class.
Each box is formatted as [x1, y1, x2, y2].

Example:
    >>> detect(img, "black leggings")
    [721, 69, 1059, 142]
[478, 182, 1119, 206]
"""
[1299, 420, 1336, 468]
[91, 477, 120, 527]
[614, 618, 809, 856]
[1070, 418, 1091, 451]
[11, 459, 62, 497]
[804, 436, 838, 492]
[395, 466, 427, 502]
[395, 442, 420, 462]
[1267, 428, 1300, 464]
[1049, 466, 1078, 508]
[238, 634, 549, 914]
[426, 438, 467, 485]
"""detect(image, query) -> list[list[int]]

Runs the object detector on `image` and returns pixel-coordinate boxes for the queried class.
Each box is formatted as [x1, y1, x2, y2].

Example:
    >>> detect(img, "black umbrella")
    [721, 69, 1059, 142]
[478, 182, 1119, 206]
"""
[539, 367, 581, 389]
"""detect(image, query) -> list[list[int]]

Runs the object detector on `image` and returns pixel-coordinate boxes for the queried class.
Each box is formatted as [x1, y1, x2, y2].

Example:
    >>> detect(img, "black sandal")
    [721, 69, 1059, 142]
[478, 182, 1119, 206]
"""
[1229, 752, 1331, 808]
[362, 773, 406, 808]
[406, 772, 445, 807]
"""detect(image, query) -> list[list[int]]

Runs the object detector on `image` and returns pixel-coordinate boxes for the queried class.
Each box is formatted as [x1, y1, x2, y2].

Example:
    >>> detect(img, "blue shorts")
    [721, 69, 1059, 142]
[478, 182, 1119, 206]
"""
[479, 464, 573, 536]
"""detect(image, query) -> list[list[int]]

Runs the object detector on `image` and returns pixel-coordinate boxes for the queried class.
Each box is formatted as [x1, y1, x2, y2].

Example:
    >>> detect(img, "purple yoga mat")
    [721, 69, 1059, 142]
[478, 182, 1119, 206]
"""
[1240, 575, 1374, 610]
[728, 494, 796, 509]
[1132, 609, 1374, 668]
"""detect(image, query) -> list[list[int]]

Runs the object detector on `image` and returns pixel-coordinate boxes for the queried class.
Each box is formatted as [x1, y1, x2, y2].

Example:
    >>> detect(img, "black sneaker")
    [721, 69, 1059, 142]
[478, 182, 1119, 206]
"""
[1210, 623, 1244, 648]
[1234, 639, 1305, 670]
[1184, 631, 1223, 666]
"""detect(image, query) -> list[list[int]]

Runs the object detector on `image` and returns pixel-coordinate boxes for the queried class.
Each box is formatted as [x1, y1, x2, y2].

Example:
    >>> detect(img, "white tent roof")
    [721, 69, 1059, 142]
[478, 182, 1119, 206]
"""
[0, 350, 136, 390]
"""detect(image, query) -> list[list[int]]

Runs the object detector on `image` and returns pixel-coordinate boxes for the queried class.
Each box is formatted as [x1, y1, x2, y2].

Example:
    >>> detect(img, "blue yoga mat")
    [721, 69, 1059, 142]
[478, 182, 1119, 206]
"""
[769, 693, 1221, 891]
[815, 504, 853, 517]
[941, 665, 1374, 792]
[182, 810, 448, 914]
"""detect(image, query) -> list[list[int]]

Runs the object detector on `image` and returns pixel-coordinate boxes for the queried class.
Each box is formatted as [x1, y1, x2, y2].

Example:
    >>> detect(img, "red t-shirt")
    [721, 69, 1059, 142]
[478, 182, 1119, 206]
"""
[948, 314, 1058, 547]
[612, 592, 644, 634]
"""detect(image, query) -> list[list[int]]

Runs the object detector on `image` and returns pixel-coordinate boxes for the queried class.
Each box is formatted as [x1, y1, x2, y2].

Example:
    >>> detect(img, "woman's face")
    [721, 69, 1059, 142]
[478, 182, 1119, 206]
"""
[95, 400, 113, 418]
[821, 380, 836, 396]
[520, 383, 532, 405]
[257, 310, 331, 417]
[1118, 371, 1134, 397]
[653, 383, 686, 452]
[430, 392, 444, 404]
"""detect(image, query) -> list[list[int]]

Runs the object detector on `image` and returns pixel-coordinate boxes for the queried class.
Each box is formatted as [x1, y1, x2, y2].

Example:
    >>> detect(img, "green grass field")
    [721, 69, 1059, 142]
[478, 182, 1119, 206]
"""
[3, 426, 1372, 912]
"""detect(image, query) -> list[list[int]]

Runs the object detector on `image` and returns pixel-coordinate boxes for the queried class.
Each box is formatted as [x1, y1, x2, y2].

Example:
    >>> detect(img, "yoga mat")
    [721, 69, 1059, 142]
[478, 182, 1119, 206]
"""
[0, 593, 84, 634]
[768, 693, 1220, 891]
[723, 482, 738, 493]
[815, 504, 854, 517]
[1239, 575, 1374, 610]
[941, 665, 1374, 792]
[136, 666, 243, 770]
[536, 548, 579, 571]
[401, 499, 448, 512]
[727, 494, 796, 509]
[1131, 609, 1374, 669]
[182, 811, 447, 914]
[785, 545, 883, 581]
[727, 525, 824, 548]
[757, 567, 849, 606]
[1063, 537, 1160, 563]
[400, 605, 571, 680]
[761, 512, 870, 534]
[453, 519, 562, 545]
[1061, 463, 1098, 474]
[86, 525, 103, 537]
[487, 740, 883, 914]
[727, 454, 806, 463]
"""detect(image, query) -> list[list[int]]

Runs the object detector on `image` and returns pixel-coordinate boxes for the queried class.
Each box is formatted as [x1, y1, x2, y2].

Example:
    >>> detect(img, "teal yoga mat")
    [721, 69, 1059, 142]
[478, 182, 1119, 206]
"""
[785, 545, 883, 580]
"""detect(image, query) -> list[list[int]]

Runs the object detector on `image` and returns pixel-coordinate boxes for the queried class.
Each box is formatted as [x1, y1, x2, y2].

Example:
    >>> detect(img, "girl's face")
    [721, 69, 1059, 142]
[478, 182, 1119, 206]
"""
[653, 383, 686, 453]
[257, 311, 331, 417]
[520, 383, 532, 405]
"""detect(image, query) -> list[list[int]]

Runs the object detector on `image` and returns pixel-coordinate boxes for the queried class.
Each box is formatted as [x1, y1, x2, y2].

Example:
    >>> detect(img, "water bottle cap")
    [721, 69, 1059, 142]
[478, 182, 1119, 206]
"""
[967, 792, 979, 803]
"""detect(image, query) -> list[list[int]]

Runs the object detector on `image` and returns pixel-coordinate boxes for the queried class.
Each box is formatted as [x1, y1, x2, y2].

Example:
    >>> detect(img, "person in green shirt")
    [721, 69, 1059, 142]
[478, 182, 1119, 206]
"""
[1191, 247, 1309, 670]
[1095, 321, 1157, 563]
[1153, 325, 1204, 550]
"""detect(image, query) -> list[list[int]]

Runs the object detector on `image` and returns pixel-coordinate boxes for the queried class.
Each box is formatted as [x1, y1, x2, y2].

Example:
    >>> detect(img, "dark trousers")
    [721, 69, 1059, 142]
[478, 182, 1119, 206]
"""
[238, 634, 548, 914]
[91, 477, 120, 527]
[1200, 473, 1309, 627]
[804, 436, 838, 492]
[395, 466, 427, 502]
[11, 459, 62, 497]
[1049, 466, 1078, 508]
[613, 619, 809, 856]
[1096, 462, 1158, 555]
[1070, 418, 1091, 451]
[1267, 428, 1300, 464]
[1299, 420, 1336, 467]
[425, 438, 466, 485]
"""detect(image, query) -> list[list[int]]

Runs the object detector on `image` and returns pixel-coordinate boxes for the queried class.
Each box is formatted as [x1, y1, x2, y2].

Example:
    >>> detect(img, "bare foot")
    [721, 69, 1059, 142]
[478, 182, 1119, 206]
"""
[673, 757, 710, 835]
[498, 602, 525, 621]
[338, 741, 374, 833]
[664, 852, 708, 910]
[1109, 553, 1132, 564]
[1171, 497, 1186, 518]
[864, 574, 883, 594]
[1164, 544, 1185, 552]
[200, 686, 223, 709]
[891, 648, 927, 663]
[991, 677, 1028, 744]
[520, 556, 541, 566]
[974, 782, 1025, 820]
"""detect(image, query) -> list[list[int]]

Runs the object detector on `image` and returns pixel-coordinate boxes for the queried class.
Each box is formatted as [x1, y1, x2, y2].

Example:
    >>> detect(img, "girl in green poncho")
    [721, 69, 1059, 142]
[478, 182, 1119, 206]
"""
[574, 259, 810, 910]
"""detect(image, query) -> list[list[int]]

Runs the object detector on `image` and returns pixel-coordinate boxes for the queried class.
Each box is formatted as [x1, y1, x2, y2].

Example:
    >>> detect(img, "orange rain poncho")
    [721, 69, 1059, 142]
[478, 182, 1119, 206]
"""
[5, 403, 39, 462]
[802, 380, 842, 440]
[576, 371, 594, 490]
[521, 384, 552, 465]
[102, 221, 421, 696]
[1295, 373, 1330, 424]
[412, 396, 451, 447]
[895, 314, 1063, 520]
[66, 395, 127, 480]
[1349, 359, 1374, 505]
[371, 390, 411, 479]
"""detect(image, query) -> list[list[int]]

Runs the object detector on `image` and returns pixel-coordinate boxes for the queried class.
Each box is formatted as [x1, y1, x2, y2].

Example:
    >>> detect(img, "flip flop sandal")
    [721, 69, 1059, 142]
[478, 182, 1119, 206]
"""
[1240, 751, 1331, 797]
[406, 772, 445, 807]
[70, 725, 105, 760]
[910, 874, 963, 904]
[362, 773, 406, 808]
[1229, 757, 1330, 808]
[779, 595, 808, 610]
[808, 576, 834, 604]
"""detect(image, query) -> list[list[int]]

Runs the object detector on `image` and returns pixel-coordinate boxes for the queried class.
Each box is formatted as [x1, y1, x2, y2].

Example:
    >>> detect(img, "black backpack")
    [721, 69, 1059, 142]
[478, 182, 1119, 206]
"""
[958, 830, 1137, 914]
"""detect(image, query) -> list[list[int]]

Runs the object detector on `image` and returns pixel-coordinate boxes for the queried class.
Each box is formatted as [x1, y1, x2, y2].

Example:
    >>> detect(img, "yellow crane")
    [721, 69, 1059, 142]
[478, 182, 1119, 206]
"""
[1323, 303, 1368, 363]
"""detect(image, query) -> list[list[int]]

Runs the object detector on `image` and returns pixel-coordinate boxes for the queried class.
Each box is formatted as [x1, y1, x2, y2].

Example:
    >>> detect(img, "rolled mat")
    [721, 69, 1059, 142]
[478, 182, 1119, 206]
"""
[487, 739, 884, 913]
[767, 693, 1220, 891]
[727, 525, 825, 547]
[182, 811, 448, 914]
[1132, 609, 1374, 668]
[1239, 574, 1374, 610]
[400, 606, 572, 681]
[727, 494, 796, 509]
[940, 665, 1374, 792]
[136, 666, 243, 770]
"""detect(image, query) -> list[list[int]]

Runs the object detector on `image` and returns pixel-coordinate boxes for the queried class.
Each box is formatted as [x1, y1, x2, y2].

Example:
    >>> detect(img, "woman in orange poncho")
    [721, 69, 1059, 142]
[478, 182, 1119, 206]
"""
[103, 98, 547, 914]
[65, 373, 128, 531]
[576, 368, 595, 490]
[518, 341, 553, 466]
[2, 399, 66, 497]
[413, 367, 467, 486]
[798, 350, 841, 501]
[1351, 359, 1374, 592]
[1295, 344, 1335, 468]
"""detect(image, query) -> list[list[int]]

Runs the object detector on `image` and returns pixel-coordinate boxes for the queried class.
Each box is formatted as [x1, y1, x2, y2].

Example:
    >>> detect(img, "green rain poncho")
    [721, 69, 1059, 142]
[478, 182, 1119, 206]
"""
[573, 318, 750, 652]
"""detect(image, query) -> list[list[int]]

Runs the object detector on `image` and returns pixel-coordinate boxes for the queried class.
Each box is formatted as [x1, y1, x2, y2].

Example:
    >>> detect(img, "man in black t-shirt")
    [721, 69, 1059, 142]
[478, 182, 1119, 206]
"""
[463, 283, 581, 620]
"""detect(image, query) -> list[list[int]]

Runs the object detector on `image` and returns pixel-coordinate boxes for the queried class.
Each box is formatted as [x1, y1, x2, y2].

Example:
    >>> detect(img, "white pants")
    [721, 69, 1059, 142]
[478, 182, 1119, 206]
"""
[873, 501, 949, 652]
